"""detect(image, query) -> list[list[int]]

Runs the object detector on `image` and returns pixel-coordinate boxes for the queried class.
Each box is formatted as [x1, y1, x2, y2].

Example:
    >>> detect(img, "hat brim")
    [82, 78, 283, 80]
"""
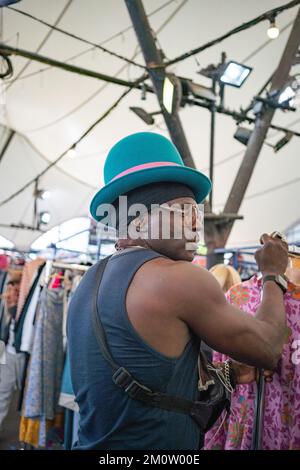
[90, 165, 211, 222]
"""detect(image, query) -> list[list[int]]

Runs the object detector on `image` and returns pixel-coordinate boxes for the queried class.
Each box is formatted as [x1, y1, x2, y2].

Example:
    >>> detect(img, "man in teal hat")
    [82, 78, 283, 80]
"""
[68, 132, 288, 450]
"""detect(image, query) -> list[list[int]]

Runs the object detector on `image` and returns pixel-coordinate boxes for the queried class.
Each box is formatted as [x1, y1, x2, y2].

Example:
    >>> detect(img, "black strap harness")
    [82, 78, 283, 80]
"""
[91, 256, 229, 431]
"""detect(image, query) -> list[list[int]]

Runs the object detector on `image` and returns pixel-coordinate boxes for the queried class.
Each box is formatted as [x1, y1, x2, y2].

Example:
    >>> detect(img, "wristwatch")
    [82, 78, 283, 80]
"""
[263, 274, 288, 294]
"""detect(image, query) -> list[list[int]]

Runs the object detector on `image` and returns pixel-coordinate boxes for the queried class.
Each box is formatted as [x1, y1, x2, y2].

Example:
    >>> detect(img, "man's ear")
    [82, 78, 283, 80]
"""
[131, 218, 141, 232]
[138, 213, 149, 233]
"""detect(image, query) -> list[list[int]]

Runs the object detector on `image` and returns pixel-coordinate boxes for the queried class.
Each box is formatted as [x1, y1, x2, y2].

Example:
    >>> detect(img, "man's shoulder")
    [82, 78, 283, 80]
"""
[141, 256, 209, 297]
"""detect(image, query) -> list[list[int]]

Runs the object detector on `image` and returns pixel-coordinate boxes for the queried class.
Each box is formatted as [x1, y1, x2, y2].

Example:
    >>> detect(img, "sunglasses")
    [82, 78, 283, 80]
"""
[159, 203, 203, 228]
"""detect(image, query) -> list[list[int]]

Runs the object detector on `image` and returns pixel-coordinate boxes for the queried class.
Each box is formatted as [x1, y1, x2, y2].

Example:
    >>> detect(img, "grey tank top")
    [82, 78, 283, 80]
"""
[67, 248, 201, 450]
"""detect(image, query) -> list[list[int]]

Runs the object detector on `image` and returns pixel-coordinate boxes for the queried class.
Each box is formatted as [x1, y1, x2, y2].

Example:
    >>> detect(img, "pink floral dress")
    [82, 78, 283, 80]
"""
[204, 275, 300, 450]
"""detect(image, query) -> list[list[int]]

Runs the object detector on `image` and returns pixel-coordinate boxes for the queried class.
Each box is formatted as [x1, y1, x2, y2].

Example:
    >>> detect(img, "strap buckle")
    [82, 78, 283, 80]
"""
[112, 367, 152, 399]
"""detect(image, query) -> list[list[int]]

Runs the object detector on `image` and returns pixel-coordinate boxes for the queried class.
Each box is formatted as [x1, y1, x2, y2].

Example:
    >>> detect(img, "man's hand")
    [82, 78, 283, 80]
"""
[255, 233, 289, 276]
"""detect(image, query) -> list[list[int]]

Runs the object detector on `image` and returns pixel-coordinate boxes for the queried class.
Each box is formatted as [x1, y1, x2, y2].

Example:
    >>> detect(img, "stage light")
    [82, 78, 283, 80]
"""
[273, 132, 293, 152]
[130, 107, 155, 125]
[40, 190, 51, 200]
[220, 61, 252, 88]
[278, 85, 295, 106]
[39, 211, 51, 225]
[163, 74, 182, 114]
[233, 127, 252, 146]
[185, 80, 216, 101]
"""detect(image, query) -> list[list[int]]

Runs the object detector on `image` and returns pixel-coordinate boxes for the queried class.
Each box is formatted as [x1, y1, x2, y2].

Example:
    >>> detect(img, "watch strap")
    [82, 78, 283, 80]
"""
[263, 274, 287, 294]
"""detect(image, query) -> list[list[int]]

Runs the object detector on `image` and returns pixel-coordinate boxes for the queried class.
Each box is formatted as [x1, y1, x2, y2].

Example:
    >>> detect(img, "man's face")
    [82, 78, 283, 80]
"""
[129, 197, 203, 261]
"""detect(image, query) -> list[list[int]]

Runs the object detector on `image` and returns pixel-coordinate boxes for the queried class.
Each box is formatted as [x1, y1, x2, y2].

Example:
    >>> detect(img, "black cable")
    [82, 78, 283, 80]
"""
[6, 0, 73, 90]
[214, 176, 300, 208]
[0, 82, 138, 209]
[18, 0, 185, 134]
[7, 5, 146, 70]
[245, 177, 300, 201]
[6, 0, 176, 85]
[163, 0, 300, 67]
[0, 54, 13, 78]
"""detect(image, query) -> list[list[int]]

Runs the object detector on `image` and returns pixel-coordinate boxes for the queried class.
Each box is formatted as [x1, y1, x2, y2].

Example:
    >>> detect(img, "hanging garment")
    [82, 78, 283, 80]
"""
[59, 275, 83, 412]
[19, 414, 64, 449]
[16, 259, 45, 322]
[59, 350, 78, 412]
[14, 264, 45, 353]
[0, 271, 9, 342]
[0, 340, 5, 364]
[204, 275, 300, 450]
[22, 287, 64, 447]
[0, 351, 25, 429]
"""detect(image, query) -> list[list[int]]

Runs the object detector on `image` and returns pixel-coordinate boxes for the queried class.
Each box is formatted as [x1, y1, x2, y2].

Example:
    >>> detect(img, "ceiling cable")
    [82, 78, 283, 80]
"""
[7, 4, 146, 69]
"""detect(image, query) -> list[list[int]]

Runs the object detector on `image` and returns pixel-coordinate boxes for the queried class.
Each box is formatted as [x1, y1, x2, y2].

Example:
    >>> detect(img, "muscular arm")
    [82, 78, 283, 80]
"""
[165, 262, 286, 369]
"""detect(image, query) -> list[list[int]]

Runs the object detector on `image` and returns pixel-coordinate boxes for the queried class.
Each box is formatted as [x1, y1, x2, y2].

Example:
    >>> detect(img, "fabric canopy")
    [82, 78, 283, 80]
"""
[0, 0, 299, 249]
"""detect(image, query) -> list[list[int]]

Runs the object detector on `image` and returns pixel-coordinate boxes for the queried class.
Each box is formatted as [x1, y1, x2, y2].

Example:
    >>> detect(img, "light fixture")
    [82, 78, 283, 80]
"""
[130, 107, 154, 125]
[39, 211, 51, 225]
[234, 126, 293, 153]
[273, 132, 293, 152]
[278, 85, 295, 106]
[219, 61, 252, 88]
[130, 107, 161, 125]
[233, 126, 252, 146]
[267, 15, 279, 39]
[40, 190, 51, 200]
[66, 146, 77, 158]
[278, 76, 300, 107]
[184, 80, 216, 102]
[34, 188, 51, 200]
[162, 74, 182, 114]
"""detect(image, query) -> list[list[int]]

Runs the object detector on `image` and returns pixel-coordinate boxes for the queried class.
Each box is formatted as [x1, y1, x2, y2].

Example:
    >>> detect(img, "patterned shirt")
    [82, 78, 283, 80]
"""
[204, 275, 300, 450]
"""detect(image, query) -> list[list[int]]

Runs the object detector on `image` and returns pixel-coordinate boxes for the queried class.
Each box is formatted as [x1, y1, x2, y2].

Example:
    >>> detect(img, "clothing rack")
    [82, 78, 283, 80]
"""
[51, 262, 90, 272]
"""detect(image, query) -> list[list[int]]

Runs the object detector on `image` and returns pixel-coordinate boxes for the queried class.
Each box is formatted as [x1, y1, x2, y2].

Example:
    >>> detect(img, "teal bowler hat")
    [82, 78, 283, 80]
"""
[90, 132, 211, 222]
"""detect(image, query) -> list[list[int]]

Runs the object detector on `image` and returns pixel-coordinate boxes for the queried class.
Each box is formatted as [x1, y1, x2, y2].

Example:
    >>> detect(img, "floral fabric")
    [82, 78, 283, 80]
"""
[204, 275, 300, 450]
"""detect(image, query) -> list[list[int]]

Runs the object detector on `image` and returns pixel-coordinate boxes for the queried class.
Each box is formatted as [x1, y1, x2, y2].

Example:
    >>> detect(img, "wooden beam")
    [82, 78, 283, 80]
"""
[124, 0, 196, 168]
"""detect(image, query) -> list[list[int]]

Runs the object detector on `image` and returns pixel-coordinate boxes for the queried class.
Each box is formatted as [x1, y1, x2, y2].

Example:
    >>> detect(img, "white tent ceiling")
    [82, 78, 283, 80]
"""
[0, 0, 299, 250]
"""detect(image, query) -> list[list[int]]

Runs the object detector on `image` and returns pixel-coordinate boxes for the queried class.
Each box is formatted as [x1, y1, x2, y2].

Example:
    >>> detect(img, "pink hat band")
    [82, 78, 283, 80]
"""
[111, 161, 180, 182]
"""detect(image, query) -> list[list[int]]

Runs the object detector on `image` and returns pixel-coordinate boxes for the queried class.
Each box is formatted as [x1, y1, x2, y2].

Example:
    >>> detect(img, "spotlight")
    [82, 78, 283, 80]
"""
[130, 107, 161, 125]
[278, 86, 295, 106]
[267, 16, 279, 39]
[130, 107, 155, 125]
[184, 80, 216, 101]
[34, 188, 51, 200]
[233, 127, 252, 146]
[39, 211, 51, 225]
[199, 60, 252, 88]
[278, 77, 300, 107]
[162, 74, 182, 114]
[40, 190, 51, 200]
[273, 132, 293, 153]
[219, 61, 252, 88]
[67, 146, 77, 158]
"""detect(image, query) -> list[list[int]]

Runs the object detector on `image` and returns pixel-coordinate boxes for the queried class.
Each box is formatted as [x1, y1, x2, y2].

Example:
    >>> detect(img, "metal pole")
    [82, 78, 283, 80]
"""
[251, 371, 266, 450]
[223, 7, 300, 241]
[209, 79, 216, 208]
[33, 179, 38, 229]
[0, 42, 149, 91]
